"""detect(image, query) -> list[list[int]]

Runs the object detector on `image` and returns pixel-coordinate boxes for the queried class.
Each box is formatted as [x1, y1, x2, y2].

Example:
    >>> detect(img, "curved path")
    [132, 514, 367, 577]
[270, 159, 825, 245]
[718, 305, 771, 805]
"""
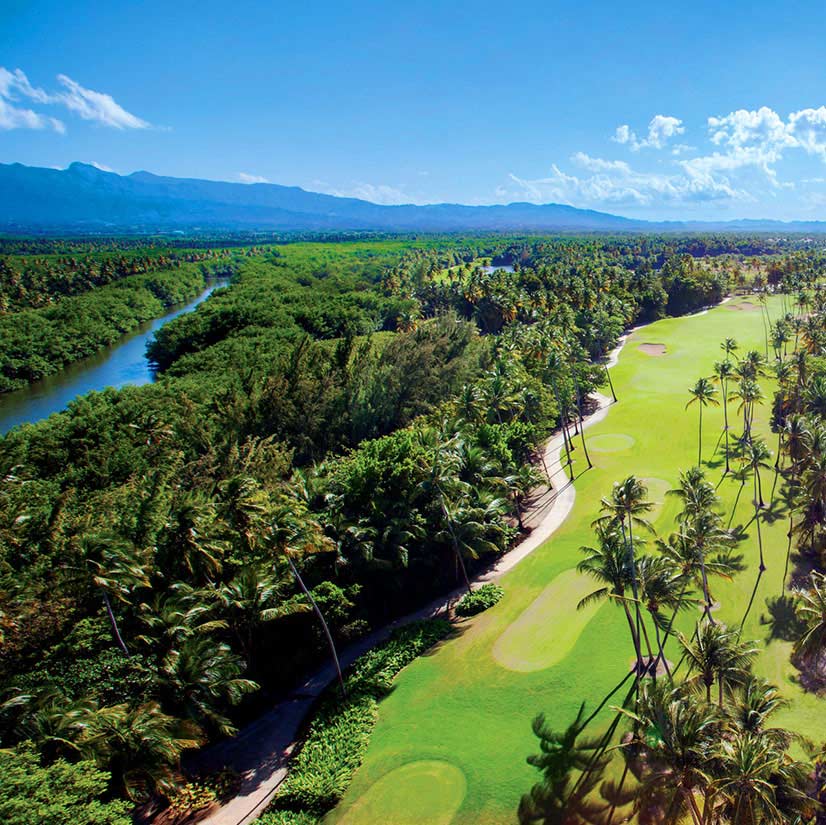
[177, 339, 631, 825]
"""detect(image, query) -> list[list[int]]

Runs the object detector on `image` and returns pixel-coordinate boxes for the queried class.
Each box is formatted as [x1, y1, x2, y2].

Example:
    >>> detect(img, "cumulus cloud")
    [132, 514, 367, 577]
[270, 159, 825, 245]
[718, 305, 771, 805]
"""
[612, 114, 685, 150]
[506, 150, 743, 209]
[0, 66, 149, 133]
[238, 172, 269, 184]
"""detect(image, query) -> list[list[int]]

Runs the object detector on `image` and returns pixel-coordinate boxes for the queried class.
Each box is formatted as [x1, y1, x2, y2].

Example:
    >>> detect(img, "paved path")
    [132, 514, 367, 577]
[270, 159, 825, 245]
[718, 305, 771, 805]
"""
[173, 341, 630, 825]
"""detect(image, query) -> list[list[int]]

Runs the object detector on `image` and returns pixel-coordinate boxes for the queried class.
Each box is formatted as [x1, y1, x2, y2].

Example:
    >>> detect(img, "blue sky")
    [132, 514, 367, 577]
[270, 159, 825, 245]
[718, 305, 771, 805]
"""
[3, 0, 826, 220]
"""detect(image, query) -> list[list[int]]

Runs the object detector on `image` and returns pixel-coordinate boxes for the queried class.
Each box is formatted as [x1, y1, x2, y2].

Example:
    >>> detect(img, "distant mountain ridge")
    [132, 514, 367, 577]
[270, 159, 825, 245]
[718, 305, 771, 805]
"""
[2, 161, 826, 233]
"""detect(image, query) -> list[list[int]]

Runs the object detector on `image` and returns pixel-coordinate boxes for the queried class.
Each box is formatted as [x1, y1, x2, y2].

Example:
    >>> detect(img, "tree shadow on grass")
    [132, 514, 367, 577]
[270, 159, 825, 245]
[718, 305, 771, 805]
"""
[759, 594, 806, 642]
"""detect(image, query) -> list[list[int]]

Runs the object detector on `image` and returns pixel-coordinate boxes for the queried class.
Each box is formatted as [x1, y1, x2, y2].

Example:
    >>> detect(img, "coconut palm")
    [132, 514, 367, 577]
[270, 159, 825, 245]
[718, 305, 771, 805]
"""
[635, 554, 686, 675]
[742, 437, 772, 571]
[721, 337, 739, 364]
[731, 377, 764, 445]
[713, 360, 735, 473]
[794, 571, 826, 664]
[595, 477, 654, 674]
[680, 620, 757, 706]
[578, 524, 643, 672]
[686, 378, 719, 465]
[159, 635, 258, 737]
[215, 564, 308, 668]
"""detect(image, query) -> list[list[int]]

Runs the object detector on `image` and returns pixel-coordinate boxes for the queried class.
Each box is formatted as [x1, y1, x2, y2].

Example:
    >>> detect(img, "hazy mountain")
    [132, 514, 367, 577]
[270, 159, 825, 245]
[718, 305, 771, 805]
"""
[1, 162, 825, 234]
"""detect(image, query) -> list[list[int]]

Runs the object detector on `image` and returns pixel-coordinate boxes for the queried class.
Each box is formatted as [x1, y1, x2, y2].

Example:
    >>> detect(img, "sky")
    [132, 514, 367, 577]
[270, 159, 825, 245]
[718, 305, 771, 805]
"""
[3, 0, 826, 221]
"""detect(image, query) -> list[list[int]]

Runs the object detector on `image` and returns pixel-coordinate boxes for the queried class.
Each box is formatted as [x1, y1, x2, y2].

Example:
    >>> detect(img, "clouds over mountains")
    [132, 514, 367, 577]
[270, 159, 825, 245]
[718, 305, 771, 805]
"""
[508, 106, 826, 216]
[0, 67, 150, 134]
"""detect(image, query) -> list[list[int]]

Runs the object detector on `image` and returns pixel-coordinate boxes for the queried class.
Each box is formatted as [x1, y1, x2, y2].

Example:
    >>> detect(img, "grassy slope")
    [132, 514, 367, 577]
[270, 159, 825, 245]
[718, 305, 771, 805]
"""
[326, 296, 822, 825]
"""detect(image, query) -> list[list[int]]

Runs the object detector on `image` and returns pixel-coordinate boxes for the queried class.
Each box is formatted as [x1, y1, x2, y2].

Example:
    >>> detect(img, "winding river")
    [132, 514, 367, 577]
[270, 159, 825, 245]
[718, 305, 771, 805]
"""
[0, 280, 228, 435]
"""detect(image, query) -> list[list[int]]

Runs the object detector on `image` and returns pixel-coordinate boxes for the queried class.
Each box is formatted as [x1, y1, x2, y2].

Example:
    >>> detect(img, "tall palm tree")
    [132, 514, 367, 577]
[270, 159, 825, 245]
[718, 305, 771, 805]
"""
[267, 490, 348, 698]
[743, 438, 772, 571]
[595, 477, 654, 675]
[713, 360, 735, 473]
[578, 524, 642, 672]
[731, 378, 764, 445]
[686, 378, 719, 465]
[636, 554, 685, 675]
[721, 337, 739, 365]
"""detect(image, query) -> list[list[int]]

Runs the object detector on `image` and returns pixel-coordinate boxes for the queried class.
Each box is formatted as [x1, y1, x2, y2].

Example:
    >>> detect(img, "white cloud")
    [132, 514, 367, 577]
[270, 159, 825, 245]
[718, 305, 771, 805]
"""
[506, 151, 743, 209]
[55, 74, 149, 129]
[0, 66, 150, 133]
[325, 182, 416, 205]
[238, 172, 269, 184]
[612, 114, 685, 151]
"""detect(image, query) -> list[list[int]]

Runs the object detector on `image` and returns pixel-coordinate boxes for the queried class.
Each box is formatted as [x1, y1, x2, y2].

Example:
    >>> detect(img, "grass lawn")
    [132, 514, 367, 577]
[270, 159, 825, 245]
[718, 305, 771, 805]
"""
[325, 296, 821, 825]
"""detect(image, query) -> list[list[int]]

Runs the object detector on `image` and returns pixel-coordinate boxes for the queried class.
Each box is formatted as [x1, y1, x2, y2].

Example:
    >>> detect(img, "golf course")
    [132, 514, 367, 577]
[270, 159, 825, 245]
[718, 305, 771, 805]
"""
[326, 294, 823, 825]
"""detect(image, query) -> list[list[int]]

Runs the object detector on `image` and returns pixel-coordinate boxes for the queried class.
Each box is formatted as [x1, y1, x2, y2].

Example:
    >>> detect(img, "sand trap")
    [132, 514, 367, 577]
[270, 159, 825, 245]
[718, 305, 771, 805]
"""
[588, 433, 635, 453]
[726, 301, 761, 312]
[336, 761, 467, 825]
[492, 569, 603, 672]
[638, 343, 667, 356]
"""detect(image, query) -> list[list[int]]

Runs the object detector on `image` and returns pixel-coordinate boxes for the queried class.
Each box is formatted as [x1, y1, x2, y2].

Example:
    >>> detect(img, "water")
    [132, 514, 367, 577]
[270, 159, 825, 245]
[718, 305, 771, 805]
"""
[0, 280, 228, 435]
[481, 264, 515, 274]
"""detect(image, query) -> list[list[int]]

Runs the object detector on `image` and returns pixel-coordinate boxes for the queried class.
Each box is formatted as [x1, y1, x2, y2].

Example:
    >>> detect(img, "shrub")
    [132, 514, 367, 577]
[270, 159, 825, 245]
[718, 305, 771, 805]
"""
[265, 619, 451, 820]
[455, 583, 505, 617]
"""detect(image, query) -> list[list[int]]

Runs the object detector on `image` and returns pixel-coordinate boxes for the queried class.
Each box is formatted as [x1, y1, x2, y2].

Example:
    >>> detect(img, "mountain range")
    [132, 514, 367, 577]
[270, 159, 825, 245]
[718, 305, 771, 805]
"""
[2, 162, 826, 234]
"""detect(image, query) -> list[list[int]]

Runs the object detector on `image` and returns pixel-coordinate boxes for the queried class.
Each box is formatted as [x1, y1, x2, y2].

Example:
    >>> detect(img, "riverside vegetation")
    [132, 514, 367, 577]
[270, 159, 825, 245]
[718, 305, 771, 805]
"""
[1, 234, 825, 822]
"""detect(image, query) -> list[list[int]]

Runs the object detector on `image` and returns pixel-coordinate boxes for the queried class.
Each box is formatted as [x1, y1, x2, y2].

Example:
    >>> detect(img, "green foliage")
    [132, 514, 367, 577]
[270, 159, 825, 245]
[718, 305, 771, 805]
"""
[268, 619, 451, 818]
[456, 583, 505, 616]
[0, 743, 131, 825]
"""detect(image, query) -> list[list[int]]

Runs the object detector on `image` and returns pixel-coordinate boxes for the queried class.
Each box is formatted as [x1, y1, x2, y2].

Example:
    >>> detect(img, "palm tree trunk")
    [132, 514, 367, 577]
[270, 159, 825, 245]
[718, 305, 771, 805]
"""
[652, 618, 672, 677]
[699, 555, 716, 625]
[573, 378, 593, 470]
[753, 474, 766, 572]
[102, 591, 130, 656]
[440, 496, 472, 594]
[722, 382, 730, 474]
[285, 554, 347, 698]
[783, 511, 794, 592]
[604, 364, 617, 403]
[698, 404, 703, 466]
[622, 602, 643, 677]
[550, 380, 573, 470]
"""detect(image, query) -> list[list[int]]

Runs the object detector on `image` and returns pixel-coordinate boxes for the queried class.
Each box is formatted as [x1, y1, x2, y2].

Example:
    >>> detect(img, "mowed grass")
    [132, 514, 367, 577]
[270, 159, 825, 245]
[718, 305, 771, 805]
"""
[325, 297, 823, 825]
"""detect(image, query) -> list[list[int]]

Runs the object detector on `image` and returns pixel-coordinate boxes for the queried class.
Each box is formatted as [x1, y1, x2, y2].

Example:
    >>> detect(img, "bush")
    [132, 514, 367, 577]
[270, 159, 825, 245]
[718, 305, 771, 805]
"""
[455, 583, 505, 617]
[264, 619, 451, 820]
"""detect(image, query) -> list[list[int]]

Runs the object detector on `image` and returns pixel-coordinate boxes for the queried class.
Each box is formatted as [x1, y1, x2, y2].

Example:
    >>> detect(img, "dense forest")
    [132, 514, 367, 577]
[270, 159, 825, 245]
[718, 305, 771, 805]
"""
[1, 233, 826, 822]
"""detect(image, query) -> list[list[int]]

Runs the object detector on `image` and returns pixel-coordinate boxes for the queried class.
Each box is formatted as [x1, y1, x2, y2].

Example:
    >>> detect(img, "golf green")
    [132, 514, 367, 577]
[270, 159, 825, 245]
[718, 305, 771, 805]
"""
[325, 296, 822, 825]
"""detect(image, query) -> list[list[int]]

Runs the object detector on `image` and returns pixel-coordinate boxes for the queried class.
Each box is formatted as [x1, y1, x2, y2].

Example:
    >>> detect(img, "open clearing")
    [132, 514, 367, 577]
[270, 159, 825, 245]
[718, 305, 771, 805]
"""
[326, 296, 821, 825]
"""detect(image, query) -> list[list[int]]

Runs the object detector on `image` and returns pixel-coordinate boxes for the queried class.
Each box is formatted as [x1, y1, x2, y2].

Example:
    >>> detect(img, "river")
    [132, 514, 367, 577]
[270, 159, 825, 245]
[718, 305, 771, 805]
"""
[0, 280, 228, 435]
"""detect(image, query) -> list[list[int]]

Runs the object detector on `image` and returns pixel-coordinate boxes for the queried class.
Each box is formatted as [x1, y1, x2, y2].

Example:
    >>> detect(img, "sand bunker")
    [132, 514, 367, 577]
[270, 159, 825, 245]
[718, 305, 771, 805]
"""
[336, 761, 467, 825]
[588, 433, 635, 453]
[493, 569, 603, 672]
[726, 301, 761, 312]
[638, 343, 667, 356]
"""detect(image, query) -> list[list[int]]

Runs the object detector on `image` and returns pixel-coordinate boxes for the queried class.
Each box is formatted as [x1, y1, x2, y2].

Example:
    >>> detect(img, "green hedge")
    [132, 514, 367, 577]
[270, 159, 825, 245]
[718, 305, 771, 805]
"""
[456, 583, 505, 617]
[258, 619, 452, 824]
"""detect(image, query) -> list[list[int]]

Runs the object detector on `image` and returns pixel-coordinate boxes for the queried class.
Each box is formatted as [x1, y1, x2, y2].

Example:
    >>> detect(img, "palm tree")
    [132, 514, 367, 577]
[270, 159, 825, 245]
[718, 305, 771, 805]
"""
[731, 378, 764, 445]
[713, 360, 735, 473]
[680, 620, 757, 706]
[160, 636, 258, 737]
[595, 477, 654, 675]
[267, 490, 348, 698]
[743, 437, 772, 571]
[82, 534, 150, 656]
[625, 680, 718, 825]
[215, 565, 308, 668]
[794, 571, 826, 665]
[504, 463, 545, 530]
[686, 378, 719, 465]
[578, 524, 643, 672]
[636, 554, 685, 675]
[721, 337, 739, 364]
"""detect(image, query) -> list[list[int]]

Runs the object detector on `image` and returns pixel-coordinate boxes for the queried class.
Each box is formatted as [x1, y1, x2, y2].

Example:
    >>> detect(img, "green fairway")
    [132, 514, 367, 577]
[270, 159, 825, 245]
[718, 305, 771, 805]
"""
[325, 296, 824, 825]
